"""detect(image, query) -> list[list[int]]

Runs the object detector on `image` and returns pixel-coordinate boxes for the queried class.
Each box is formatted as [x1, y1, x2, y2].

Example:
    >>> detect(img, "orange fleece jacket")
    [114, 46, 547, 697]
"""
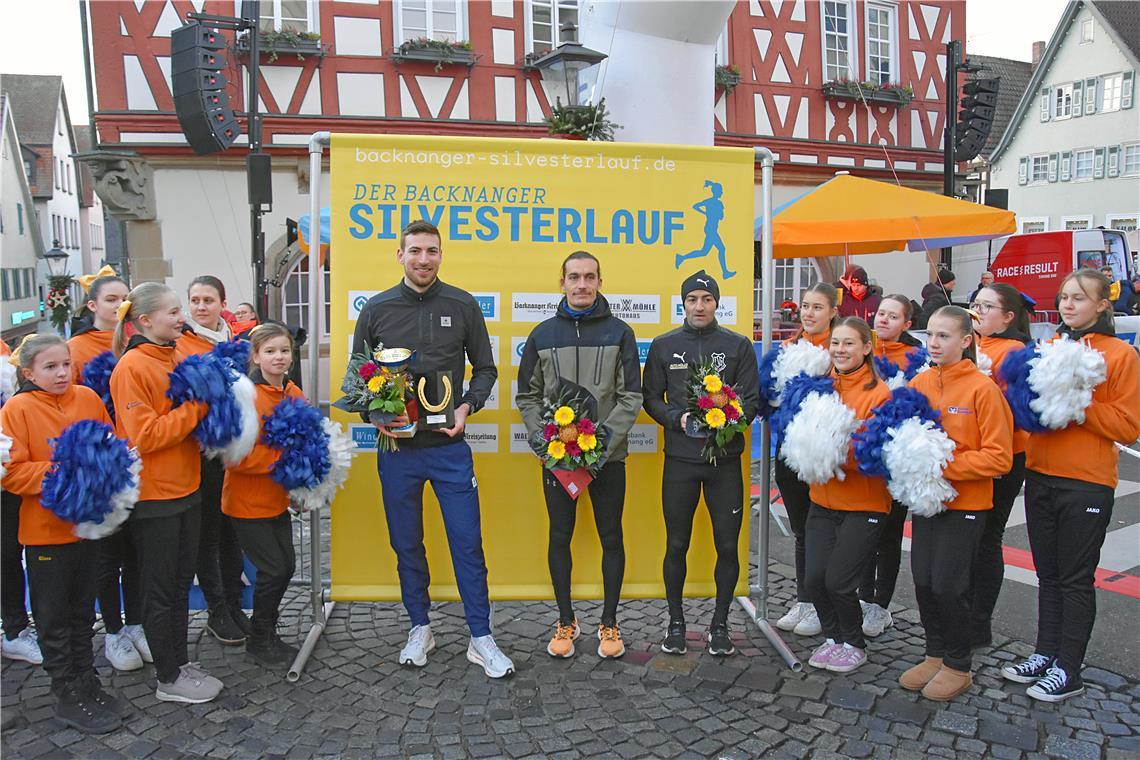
[1026, 332, 1140, 488]
[874, 338, 918, 369]
[67, 328, 114, 384]
[1, 384, 111, 545]
[809, 362, 893, 513]
[109, 339, 205, 502]
[784, 328, 831, 349]
[978, 334, 1030, 455]
[909, 359, 1014, 510]
[176, 328, 217, 358]
[221, 378, 306, 519]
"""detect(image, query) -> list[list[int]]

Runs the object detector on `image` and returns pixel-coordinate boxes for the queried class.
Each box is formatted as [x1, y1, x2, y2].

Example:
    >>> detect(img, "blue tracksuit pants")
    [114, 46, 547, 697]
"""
[376, 440, 491, 636]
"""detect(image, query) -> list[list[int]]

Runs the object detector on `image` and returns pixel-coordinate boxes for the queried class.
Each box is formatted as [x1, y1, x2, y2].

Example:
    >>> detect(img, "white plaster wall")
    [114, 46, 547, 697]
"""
[1, 113, 42, 336]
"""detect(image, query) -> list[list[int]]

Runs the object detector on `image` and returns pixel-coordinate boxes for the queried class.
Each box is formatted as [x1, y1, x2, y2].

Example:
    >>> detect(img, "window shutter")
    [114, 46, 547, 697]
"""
[1061, 150, 1072, 181]
[1040, 87, 1051, 121]
[1085, 77, 1098, 114]
[1019, 156, 1029, 185]
[1108, 145, 1120, 177]
[1048, 153, 1059, 182]
[1123, 70, 1135, 109]
[1094, 147, 1106, 178]
[1073, 80, 1083, 116]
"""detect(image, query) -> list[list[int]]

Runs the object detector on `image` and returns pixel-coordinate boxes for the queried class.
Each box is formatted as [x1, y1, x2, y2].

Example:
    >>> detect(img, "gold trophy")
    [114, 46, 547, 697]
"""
[375, 348, 418, 437]
[416, 371, 455, 430]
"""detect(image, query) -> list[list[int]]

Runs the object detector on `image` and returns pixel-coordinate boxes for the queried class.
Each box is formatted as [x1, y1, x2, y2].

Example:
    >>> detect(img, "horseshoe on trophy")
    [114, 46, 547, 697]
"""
[417, 374, 453, 413]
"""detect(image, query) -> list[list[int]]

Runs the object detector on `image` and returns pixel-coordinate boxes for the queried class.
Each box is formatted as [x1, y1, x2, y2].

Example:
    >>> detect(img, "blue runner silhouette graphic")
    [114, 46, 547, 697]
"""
[675, 180, 735, 279]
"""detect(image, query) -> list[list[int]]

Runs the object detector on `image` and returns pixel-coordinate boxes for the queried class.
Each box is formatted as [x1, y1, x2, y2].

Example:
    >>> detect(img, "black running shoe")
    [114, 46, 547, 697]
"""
[661, 621, 687, 655]
[229, 604, 253, 637]
[206, 608, 246, 645]
[55, 681, 120, 734]
[1027, 664, 1085, 703]
[1001, 653, 1053, 684]
[76, 672, 132, 719]
[707, 624, 735, 657]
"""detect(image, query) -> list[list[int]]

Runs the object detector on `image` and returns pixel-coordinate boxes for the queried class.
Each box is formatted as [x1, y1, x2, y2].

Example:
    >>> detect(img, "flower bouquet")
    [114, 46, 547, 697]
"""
[334, 344, 417, 452]
[539, 393, 606, 499]
[686, 361, 748, 464]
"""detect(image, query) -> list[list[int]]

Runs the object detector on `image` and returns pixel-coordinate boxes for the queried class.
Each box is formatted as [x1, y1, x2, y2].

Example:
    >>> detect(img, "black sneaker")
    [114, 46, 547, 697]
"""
[229, 604, 253, 637]
[55, 681, 121, 734]
[271, 634, 299, 662]
[1001, 653, 1053, 684]
[77, 672, 132, 719]
[246, 635, 290, 666]
[206, 608, 246, 645]
[1027, 664, 1085, 703]
[707, 624, 735, 657]
[661, 621, 687, 655]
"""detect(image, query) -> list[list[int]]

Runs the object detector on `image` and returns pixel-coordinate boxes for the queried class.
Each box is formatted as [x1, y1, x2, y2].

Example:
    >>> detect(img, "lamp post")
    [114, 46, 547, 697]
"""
[529, 23, 607, 108]
[43, 240, 70, 277]
[43, 240, 74, 334]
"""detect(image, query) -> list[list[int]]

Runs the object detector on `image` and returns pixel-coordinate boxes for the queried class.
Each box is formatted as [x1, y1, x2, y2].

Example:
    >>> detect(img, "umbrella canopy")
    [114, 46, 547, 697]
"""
[754, 174, 1016, 259]
[298, 207, 330, 259]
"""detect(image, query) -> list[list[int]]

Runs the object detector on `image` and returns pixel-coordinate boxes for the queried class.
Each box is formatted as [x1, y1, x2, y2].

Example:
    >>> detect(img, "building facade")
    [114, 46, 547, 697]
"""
[0, 95, 47, 342]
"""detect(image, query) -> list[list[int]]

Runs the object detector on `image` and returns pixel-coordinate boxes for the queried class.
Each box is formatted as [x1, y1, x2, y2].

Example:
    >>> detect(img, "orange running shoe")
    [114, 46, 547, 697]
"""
[546, 620, 579, 658]
[597, 624, 626, 659]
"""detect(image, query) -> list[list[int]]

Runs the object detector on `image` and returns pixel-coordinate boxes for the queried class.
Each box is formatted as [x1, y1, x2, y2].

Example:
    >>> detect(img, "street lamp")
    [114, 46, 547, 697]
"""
[529, 22, 607, 108]
[43, 240, 70, 277]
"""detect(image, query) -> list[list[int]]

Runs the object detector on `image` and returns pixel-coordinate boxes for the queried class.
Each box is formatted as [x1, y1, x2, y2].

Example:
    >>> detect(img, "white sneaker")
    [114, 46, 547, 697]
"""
[1, 628, 43, 664]
[776, 602, 810, 631]
[122, 624, 153, 663]
[793, 605, 822, 636]
[155, 663, 222, 704]
[467, 634, 515, 679]
[399, 624, 435, 667]
[861, 603, 893, 638]
[104, 631, 144, 672]
[859, 599, 871, 615]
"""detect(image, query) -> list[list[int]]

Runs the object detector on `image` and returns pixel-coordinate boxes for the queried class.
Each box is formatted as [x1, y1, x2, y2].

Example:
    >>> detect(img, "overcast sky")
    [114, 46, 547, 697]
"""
[0, 0, 1072, 125]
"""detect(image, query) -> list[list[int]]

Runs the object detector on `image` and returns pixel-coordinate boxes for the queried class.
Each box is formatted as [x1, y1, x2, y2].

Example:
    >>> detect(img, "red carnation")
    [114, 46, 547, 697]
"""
[577, 418, 596, 435]
[724, 403, 741, 421]
[565, 441, 582, 458]
[358, 362, 378, 381]
[544, 423, 559, 441]
[724, 386, 738, 401]
[697, 395, 715, 410]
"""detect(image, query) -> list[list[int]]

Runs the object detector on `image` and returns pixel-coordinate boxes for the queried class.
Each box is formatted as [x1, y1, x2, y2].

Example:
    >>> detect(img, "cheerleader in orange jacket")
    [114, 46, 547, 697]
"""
[1001, 270, 1140, 702]
[900, 306, 1013, 702]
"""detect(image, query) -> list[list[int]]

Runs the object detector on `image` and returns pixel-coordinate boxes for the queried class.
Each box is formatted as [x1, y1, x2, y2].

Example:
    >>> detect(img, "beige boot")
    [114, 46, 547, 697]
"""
[899, 657, 943, 691]
[922, 666, 973, 701]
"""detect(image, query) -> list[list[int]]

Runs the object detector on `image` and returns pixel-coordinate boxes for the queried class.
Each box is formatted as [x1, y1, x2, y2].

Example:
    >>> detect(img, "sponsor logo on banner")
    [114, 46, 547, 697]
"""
[627, 424, 659, 453]
[349, 424, 378, 451]
[484, 381, 499, 410]
[509, 423, 532, 453]
[607, 294, 661, 324]
[472, 292, 500, 322]
[465, 424, 499, 453]
[511, 292, 561, 322]
[637, 340, 652, 365]
[671, 295, 737, 324]
[511, 337, 528, 366]
[348, 291, 380, 321]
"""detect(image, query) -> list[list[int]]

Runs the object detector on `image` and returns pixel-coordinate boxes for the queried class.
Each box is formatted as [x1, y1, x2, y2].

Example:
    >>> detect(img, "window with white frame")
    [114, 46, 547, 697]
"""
[282, 254, 331, 338]
[1020, 217, 1048, 233]
[757, 256, 821, 315]
[1053, 84, 1073, 119]
[1062, 216, 1093, 230]
[822, 1, 854, 82]
[528, 0, 579, 55]
[865, 2, 896, 84]
[1030, 154, 1049, 183]
[1101, 73, 1123, 112]
[258, 0, 314, 33]
[1080, 18, 1093, 43]
[715, 24, 729, 67]
[399, 0, 464, 44]
[1107, 214, 1138, 232]
[1123, 143, 1140, 176]
[1073, 148, 1095, 180]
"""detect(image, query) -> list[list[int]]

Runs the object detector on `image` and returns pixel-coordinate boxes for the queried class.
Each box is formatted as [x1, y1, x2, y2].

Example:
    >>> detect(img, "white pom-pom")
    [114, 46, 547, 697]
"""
[0, 426, 11, 479]
[882, 418, 957, 518]
[1029, 337, 1107, 429]
[781, 391, 859, 484]
[0, 361, 15, 405]
[75, 449, 141, 539]
[211, 374, 260, 465]
[291, 419, 354, 512]
[976, 352, 992, 377]
[771, 341, 831, 406]
[885, 372, 908, 390]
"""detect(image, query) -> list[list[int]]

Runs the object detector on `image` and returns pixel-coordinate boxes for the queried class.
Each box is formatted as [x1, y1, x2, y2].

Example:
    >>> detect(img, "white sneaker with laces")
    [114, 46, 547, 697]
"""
[776, 602, 810, 632]
[399, 624, 435, 667]
[861, 603, 893, 638]
[122, 624, 153, 663]
[104, 631, 144, 672]
[467, 634, 515, 679]
[793, 605, 823, 636]
[1, 628, 43, 664]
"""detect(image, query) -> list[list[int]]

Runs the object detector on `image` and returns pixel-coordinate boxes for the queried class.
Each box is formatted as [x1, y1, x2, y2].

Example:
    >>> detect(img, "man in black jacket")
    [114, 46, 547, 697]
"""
[347, 220, 513, 679]
[642, 270, 760, 657]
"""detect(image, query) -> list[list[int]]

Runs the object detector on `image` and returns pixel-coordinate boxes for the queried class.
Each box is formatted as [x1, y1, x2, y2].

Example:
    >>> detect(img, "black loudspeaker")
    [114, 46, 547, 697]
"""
[171, 22, 240, 155]
[248, 152, 273, 208]
[985, 189, 1008, 210]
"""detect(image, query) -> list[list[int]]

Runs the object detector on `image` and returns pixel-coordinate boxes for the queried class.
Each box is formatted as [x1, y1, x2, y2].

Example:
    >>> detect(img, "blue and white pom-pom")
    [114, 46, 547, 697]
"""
[80, 350, 117, 419]
[40, 420, 141, 539]
[758, 340, 832, 416]
[168, 341, 259, 464]
[874, 346, 930, 390]
[854, 388, 956, 518]
[0, 359, 15, 405]
[999, 336, 1107, 432]
[776, 374, 859, 484]
[0, 425, 11, 479]
[261, 397, 353, 512]
[975, 351, 992, 377]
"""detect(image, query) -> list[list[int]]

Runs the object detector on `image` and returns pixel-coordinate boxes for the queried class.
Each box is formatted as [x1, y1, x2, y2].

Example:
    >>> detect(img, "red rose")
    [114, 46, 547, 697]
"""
[577, 418, 595, 435]
[697, 395, 715, 410]
[565, 441, 582, 458]
[544, 423, 559, 441]
[724, 404, 740, 421]
[358, 362, 378, 380]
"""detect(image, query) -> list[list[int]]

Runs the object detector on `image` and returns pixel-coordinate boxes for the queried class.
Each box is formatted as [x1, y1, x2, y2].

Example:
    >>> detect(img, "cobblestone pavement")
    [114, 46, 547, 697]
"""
[3, 557, 1138, 760]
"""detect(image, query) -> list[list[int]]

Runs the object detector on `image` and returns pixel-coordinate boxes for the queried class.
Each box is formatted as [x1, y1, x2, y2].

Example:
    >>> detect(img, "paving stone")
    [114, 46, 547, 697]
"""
[932, 710, 978, 736]
[875, 695, 932, 725]
[980, 719, 1041, 752]
[826, 685, 875, 712]
[1043, 735, 1102, 760]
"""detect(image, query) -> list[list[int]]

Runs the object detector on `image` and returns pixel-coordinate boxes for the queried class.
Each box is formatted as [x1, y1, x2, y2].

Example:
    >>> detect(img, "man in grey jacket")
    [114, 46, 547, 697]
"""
[515, 251, 642, 660]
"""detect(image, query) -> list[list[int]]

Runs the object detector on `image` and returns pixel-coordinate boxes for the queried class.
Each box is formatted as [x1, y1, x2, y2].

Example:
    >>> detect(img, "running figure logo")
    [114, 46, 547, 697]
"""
[675, 180, 735, 280]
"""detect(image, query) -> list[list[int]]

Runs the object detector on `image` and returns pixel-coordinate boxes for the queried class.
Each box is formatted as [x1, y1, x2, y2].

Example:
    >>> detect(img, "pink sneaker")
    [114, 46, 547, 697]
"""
[808, 641, 840, 669]
[827, 644, 867, 673]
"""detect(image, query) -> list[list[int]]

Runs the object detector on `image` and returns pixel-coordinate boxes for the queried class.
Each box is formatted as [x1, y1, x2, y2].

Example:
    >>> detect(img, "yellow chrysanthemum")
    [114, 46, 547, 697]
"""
[703, 375, 724, 393]
[730, 399, 743, 412]
[553, 406, 576, 426]
[547, 440, 567, 459]
[577, 433, 597, 452]
[367, 375, 384, 393]
[705, 408, 727, 429]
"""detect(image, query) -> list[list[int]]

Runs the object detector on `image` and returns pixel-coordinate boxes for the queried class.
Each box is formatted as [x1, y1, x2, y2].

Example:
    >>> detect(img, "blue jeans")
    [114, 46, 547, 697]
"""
[376, 441, 491, 636]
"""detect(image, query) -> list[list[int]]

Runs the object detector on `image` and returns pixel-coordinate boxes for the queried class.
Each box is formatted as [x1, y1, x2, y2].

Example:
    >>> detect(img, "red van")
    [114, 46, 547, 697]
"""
[988, 228, 1135, 309]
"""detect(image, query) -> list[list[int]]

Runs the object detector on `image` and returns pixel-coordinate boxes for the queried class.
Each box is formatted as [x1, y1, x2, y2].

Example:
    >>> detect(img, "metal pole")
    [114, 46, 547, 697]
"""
[942, 40, 959, 268]
[246, 0, 269, 318]
[734, 146, 801, 672]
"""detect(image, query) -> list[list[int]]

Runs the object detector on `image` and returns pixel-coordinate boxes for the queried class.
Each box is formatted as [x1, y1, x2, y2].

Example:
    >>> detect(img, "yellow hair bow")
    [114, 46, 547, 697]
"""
[966, 308, 981, 323]
[78, 264, 117, 293]
[116, 300, 133, 322]
[9, 335, 35, 366]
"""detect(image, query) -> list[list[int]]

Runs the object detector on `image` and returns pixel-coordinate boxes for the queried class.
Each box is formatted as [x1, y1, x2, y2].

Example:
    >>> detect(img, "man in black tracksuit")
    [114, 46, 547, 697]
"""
[642, 270, 760, 656]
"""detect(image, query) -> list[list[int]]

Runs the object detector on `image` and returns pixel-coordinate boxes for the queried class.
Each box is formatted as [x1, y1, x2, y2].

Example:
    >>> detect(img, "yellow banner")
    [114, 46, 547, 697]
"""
[329, 134, 754, 601]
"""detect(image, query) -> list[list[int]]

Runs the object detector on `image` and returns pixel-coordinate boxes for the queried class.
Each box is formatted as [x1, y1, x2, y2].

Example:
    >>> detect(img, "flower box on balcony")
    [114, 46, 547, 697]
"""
[392, 39, 476, 71]
[236, 31, 325, 63]
[821, 80, 914, 107]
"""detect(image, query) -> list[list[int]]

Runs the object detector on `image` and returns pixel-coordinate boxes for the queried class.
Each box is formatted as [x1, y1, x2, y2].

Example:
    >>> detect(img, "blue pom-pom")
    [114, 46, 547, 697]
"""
[757, 344, 783, 418]
[854, 387, 943, 478]
[873, 355, 903, 383]
[998, 344, 1047, 432]
[80, 351, 117, 420]
[168, 349, 247, 450]
[770, 373, 836, 443]
[261, 397, 332, 491]
[41, 420, 135, 527]
[213, 340, 250, 373]
[903, 347, 929, 380]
